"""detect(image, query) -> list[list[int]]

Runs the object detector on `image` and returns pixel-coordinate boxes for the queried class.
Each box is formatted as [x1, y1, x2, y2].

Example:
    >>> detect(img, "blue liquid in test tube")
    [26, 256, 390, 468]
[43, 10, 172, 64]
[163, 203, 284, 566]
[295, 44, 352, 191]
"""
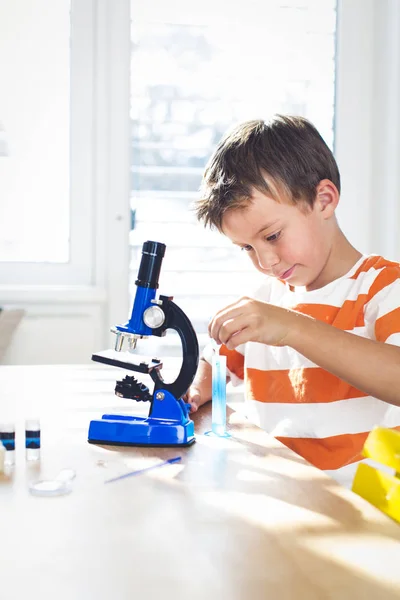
[211, 353, 230, 437]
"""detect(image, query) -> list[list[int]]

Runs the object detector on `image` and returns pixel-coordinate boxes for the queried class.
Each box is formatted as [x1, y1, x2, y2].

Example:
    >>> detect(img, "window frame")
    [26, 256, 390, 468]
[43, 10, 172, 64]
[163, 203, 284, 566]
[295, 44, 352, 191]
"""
[0, 0, 95, 286]
[2, 0, 394, 319]
[113, 0, 389, 330]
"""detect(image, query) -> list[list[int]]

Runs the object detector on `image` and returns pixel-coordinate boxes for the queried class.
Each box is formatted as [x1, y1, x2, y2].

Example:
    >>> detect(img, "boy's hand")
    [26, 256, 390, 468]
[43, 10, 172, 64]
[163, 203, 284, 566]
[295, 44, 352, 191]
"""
[209, 296, 299, 350]
[182, 386, 205, 413]
[182, 358, 213, 412]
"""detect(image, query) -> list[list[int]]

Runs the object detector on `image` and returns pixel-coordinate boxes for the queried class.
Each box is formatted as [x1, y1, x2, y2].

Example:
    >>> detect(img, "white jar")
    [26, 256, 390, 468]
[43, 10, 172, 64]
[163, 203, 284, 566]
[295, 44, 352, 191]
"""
[0, 442, 5, 473]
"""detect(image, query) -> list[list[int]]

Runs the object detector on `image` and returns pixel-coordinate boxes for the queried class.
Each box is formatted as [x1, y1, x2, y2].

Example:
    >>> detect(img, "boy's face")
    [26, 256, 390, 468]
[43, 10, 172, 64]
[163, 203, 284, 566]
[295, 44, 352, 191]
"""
[221, 185, 336, 290]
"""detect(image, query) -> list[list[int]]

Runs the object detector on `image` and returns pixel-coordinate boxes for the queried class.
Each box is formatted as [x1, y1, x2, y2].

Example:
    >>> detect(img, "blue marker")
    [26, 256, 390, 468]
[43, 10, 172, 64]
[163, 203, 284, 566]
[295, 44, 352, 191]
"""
[105, 457, 182, 484]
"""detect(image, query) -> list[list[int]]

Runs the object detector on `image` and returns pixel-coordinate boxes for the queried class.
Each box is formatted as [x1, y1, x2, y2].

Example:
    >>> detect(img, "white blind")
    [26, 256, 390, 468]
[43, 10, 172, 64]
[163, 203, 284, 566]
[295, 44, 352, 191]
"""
[130, 0, 337, 354]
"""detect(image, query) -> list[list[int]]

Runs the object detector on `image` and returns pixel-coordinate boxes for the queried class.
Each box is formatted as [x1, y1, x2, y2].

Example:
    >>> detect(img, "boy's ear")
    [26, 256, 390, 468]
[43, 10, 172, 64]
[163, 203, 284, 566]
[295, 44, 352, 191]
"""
[315, 179, 339, 218]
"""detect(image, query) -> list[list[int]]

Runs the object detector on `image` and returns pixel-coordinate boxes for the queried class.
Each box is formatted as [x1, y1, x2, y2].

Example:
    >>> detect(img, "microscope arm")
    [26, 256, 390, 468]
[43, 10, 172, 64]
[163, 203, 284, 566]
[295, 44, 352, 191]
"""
[149, 295, 199, 400]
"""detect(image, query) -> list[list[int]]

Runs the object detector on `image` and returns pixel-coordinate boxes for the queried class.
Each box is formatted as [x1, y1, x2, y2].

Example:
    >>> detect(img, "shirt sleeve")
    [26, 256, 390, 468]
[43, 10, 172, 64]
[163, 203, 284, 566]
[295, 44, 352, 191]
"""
[364, 269, 400, 345]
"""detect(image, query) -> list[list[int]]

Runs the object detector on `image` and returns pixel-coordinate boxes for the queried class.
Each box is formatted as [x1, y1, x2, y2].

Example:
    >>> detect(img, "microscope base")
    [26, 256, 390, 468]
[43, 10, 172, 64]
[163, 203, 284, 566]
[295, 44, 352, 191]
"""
[88, 413, 195, 447]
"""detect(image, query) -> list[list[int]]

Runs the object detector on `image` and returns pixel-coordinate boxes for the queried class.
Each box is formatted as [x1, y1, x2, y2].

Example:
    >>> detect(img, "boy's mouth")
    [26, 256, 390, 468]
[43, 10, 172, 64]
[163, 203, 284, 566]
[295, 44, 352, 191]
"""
[279, 265, 296, 279]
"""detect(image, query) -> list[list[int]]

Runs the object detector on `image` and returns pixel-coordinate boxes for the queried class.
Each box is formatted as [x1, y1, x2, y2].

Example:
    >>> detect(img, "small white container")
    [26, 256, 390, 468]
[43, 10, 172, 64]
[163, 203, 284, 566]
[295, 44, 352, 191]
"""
[0, 423, 16, 465]
[0, 443, 5, 473]
[25, 419, 41, 462]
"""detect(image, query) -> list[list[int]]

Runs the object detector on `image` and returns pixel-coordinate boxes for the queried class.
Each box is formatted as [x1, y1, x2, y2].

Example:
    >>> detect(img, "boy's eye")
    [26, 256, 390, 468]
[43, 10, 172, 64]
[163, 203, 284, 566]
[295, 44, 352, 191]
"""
[240, 245, 253, 252]
[265, 231, 281, 243]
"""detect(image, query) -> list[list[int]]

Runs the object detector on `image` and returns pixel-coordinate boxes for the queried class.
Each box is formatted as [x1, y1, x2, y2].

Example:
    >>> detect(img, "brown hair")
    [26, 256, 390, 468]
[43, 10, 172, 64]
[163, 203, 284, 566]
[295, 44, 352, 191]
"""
[195, 115, 340, 230]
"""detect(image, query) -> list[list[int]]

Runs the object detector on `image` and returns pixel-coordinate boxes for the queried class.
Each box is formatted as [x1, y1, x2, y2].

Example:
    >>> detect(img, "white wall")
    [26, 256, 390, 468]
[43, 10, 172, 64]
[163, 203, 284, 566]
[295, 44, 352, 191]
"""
[1, 287, 106, 364]
[2, 0, 400, 365]
[335, 0, 400, 260]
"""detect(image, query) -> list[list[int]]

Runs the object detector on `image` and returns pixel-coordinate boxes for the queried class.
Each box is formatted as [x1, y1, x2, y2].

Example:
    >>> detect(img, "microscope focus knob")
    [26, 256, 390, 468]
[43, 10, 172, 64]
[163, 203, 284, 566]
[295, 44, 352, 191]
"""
[143, 305, 165, 329]
[115, 375, 152, 402]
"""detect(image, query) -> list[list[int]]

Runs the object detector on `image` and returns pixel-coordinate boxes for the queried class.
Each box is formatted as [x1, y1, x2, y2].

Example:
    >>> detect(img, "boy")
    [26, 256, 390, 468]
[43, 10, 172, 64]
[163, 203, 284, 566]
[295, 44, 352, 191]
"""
[186, 115, 400, 487]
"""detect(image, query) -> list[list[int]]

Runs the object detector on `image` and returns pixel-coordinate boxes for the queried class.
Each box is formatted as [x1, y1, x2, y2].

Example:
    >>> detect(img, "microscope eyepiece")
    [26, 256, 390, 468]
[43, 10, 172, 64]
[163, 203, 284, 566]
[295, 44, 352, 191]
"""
[135, 240, 166, 289]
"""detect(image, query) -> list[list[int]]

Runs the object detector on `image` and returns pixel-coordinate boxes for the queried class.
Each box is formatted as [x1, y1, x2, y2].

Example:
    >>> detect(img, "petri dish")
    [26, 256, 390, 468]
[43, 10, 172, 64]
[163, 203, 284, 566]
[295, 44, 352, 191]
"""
[29, 469, 76, 497]
[29, 479, 71, 496]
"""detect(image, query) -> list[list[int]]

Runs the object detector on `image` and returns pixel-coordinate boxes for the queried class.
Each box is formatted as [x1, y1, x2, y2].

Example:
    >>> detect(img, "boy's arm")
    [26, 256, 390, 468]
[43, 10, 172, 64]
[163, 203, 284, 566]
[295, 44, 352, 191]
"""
[184, 357, 212, 412]
[209, 297, 400, 407]
[286, 316, 400, 407]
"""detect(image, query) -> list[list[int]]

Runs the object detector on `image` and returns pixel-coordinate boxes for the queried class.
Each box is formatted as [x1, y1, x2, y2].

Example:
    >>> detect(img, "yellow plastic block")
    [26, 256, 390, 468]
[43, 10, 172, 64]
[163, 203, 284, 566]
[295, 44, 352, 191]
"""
[352, 427, 400, 523]
[352, 463, 400, 522]
[362, 426, 400, 472]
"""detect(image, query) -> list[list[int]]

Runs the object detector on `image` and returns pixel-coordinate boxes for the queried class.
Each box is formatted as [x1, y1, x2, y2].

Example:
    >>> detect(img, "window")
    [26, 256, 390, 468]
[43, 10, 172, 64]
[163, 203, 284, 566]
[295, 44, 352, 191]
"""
[0, 0, 70, 264]
[0, 0, 94, 286]
[130, 0, 337, 354]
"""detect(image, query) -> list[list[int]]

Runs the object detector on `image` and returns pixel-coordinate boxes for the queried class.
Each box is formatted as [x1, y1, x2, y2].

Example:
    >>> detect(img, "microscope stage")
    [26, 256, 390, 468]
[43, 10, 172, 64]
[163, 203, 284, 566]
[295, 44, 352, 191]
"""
[92, 349, 163, 374]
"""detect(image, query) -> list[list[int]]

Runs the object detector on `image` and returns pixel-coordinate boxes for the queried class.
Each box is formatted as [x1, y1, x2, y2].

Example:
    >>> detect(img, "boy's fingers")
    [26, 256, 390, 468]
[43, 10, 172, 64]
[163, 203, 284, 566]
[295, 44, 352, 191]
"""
[189, 392, 201, 410]
[218, 314, 249, 346]
[208, 300, 251, 341]
[224, 327, 251, 350]
[184, 390, 201, 412]
[208, 300, 242, 337]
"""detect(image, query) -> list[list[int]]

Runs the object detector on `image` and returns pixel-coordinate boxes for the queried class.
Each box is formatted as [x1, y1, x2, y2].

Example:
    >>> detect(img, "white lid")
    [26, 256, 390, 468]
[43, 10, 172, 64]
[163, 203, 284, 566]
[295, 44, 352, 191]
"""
[0, 423, 15, 433]
[25, 419, 40, 430]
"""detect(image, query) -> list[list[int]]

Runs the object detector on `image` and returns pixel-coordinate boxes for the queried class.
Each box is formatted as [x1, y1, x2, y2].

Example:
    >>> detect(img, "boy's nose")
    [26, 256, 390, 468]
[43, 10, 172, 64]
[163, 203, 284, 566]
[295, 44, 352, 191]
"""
[256, 249, 279, 271]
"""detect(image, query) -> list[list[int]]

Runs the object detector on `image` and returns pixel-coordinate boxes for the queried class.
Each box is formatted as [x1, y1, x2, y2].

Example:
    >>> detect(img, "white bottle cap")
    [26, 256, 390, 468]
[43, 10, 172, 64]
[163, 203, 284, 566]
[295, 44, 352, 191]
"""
[0, 423, 15, 433]
[25, 419, 40, 431]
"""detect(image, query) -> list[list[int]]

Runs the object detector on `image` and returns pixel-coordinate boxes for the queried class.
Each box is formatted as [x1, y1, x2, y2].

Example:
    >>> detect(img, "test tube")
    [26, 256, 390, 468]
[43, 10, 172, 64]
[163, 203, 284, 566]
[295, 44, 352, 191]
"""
[25, 419, 41, 461]
[211, 353, 229, 436]
[0, 423, 16, 465]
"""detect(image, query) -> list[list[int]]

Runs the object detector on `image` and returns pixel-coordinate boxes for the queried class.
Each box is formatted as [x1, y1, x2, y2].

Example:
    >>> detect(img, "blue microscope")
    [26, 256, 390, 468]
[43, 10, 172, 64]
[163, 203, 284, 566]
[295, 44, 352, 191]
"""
[88, 241, 199, 447]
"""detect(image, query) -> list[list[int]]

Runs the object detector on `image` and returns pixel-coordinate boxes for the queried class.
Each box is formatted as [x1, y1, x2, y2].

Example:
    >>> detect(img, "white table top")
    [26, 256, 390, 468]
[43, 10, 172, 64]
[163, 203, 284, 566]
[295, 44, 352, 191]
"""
[1, 363, 400, 600]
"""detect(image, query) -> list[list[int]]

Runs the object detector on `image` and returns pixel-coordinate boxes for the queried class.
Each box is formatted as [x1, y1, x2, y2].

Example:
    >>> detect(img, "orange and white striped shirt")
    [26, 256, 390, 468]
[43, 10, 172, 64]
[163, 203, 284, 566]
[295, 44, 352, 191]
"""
[215, 255, 400, 487]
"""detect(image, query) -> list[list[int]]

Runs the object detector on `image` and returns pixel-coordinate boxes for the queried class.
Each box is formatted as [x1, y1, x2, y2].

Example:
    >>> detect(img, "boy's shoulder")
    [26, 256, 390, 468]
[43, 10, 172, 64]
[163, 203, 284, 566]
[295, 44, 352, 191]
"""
[351, 254, 400, 281]
[351, 255, 400, 300]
